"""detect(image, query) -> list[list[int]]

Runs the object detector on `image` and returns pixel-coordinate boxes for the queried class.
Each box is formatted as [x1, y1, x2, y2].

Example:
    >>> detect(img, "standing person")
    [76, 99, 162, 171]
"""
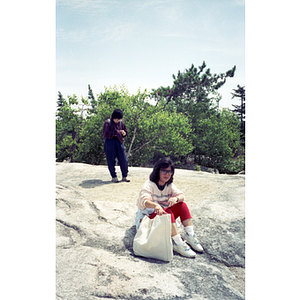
[103, 108, 130, 183]
[135, 157, 203, 258]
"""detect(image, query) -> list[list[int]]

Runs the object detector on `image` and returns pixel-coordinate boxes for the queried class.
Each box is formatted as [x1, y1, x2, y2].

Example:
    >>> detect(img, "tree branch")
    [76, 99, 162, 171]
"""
[131, 134, 160, 155]
[127, 126, 137, 157]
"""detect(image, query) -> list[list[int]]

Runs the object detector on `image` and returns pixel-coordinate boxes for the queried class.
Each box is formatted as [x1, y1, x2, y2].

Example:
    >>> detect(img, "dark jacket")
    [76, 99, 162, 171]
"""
[102, 119, 128, 144]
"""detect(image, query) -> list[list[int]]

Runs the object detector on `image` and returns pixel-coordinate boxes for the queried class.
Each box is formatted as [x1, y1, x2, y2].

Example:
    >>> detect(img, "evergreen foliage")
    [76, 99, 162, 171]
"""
[56, 63, 245, 174]
[231, 85, 245, 148]
[151, 62, 243, 173]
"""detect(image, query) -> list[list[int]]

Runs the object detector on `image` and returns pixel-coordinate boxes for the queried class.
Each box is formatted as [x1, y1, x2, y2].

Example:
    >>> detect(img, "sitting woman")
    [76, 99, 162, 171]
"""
[135, 157, 203, 258]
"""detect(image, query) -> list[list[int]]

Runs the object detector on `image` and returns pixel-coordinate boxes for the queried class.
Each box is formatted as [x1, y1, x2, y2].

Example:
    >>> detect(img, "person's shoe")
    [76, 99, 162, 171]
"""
[121, 177, 130, 182]
[184, 233, 204, 253]
[112, 177, 119, 183]
[173, 241, 196, 258]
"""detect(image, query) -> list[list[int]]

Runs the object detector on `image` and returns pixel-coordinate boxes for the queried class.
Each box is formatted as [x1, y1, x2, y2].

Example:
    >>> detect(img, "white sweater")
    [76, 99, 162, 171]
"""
[134, 179, 184, 229]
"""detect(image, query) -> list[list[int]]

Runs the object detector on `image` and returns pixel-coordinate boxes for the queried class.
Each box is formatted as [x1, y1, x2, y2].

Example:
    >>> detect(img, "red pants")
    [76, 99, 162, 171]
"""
[149, 202, 192, 223]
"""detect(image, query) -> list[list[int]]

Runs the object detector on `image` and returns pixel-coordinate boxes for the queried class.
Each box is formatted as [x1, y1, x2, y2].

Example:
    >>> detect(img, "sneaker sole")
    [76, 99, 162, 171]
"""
[173, 248, 196, 258]
[174, 251, 196, 258]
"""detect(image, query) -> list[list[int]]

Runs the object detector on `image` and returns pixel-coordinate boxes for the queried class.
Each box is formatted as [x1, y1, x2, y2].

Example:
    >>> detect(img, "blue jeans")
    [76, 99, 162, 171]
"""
[104, 138, 128, 178]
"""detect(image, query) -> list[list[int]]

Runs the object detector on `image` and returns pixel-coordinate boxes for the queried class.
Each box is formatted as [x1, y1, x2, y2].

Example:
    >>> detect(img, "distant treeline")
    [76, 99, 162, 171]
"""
[56, 62, 245, 174]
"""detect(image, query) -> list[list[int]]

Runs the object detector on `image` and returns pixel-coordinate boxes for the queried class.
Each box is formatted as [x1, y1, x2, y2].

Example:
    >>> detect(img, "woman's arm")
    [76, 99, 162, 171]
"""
[176, 194, 185, 202]
[145, 199, 167, 215]
[136, 181, 156, 210]
[121, 122, 128, 137]
[103, 120, 116, 139]
[168, 183, 185, 207]
[167, 194, 184, 207]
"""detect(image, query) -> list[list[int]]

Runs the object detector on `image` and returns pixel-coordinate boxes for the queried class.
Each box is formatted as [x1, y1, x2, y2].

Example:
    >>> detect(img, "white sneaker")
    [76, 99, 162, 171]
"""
[173, 241, 196, 258]
[184, 233, 204, 253]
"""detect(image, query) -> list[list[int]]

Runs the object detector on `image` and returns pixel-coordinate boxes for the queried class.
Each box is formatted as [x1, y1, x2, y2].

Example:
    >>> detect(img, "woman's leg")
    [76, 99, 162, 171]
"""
[165, 202, 192, 225]
[104, 139, 117, 178]
[149, 205, 199, 257]
[171, 222, 179, 237]
[167, 203, 203, 252]
[165, 203, 197, 241]
[116, 141, 129, 178]
[182, 218, 193, 227]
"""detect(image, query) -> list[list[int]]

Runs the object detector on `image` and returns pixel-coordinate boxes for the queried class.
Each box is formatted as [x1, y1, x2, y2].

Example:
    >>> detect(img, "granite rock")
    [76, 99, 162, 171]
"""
[56, 162, 245, 300]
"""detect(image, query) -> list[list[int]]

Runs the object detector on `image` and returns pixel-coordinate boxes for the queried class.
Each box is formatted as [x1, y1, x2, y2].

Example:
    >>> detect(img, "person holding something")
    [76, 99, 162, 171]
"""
[102, 108, 130, 183]
[135, 157, 203, 258]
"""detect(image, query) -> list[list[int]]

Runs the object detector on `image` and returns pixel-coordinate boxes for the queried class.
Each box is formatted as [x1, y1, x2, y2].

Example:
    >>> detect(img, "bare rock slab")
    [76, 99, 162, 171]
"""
[56, 162, 245, 299]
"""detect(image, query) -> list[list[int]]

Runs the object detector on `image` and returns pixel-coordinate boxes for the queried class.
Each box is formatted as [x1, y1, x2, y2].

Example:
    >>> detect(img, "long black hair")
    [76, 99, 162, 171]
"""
[149, 157, 175, 185]
[111, 108, 123, 120]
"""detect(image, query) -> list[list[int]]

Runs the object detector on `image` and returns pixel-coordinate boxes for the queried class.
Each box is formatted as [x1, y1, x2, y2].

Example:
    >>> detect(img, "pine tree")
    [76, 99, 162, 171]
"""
[56, 91, 64, 119]
[231, 85, 245, 146]
[151, 62, 237, 167]
[88, 84, 97, 113]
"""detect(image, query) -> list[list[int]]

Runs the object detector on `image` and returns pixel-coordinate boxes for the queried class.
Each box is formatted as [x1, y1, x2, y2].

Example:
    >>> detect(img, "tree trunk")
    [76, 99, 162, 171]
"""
[127, 127, 137, 157]
[70, 130, 77, 162]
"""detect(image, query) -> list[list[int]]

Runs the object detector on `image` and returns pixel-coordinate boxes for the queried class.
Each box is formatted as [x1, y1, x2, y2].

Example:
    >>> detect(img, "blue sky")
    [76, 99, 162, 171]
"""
[56, 0, 245, 109]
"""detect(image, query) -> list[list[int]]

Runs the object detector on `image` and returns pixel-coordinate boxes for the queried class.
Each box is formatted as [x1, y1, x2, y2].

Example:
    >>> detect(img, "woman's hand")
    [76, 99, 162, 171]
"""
[168, 197, 178, 207]
[145, 200, 167, 215]
[154, 204, 167, 215]
[120, 130, 126, 136]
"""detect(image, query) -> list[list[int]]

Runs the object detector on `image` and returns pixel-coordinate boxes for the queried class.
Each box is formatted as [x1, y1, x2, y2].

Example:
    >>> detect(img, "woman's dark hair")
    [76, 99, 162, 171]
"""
[111, 108, 123, 120]
[149, 157, 175, 185]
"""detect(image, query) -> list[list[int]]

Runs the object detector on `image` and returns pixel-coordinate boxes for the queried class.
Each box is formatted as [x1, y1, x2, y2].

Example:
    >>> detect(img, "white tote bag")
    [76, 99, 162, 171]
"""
[133, 214, 173, 262]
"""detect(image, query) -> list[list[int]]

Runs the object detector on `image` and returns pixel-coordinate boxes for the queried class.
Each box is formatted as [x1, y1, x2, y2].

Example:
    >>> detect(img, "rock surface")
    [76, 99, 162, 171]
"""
[56, 162, 245, 300]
